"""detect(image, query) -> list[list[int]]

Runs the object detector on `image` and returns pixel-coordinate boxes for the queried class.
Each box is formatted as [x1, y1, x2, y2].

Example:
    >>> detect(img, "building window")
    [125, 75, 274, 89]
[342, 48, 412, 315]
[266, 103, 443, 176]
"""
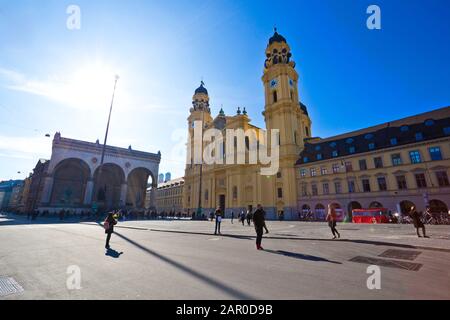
[374, 157, 383, 169]
[273, 91, 278, 103]
[310, 168, 317, 177]
[205, 189, 209, 201]
[348, 180, 356, 193]
[301, 184, 308, 196]
[346, 138, 354, 144]
[415, 174, 427, 188]
[277, 171, 282, 178]
[415, 132, 424, 141]
[429, 147, 442, 161]
[345, 161, 353, 172]
[323, 183, 329, 195]
[277, 188, 283, 198]
[377, 177, 387, 191]
[332, 150, 338, 157]
[329, 142, 337, 148]
[312, 184, 318, 196]
[316, 153, 323, 160]
[391, 153, 402, 166]
[359, 159, 367, 171]
[443, 127, 450, 135]
[409, 150, 422, 164]
[396, 175, 408, 190]
[334, 182, 342, 194]
[362, 179, 371, 192]
[424, 119, 434, 126]
[349, 146, 356, 154]
[332, 163, 340, 173]
[368, 143, 375, 150]
[400, 125, 409, 132]
[232, 186, 238, 199]
[303, 157, 309, 163]
[365, 133, 374, 140]
[305, 126, 310, 136]
[390, 138, 398, 146]
[321, 167, 328, 175]
[436, 171, 450, 187]
[315, 145, 321, 151]
[300, 169, 307, 177]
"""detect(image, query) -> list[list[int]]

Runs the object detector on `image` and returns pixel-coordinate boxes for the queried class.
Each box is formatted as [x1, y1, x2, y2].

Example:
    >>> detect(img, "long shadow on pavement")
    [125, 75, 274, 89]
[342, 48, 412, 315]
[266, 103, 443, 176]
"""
[147, 229, 450, 253]
[264, 249, 342, 264]
[113, 231, 255, 300]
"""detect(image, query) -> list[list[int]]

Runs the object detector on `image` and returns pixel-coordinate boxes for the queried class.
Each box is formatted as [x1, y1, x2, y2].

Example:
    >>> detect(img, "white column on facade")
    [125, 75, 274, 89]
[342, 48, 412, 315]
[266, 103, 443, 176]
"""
[83, 180, 94, 205]
[40, 176, 54, 205]
[120, 183, 128, 207]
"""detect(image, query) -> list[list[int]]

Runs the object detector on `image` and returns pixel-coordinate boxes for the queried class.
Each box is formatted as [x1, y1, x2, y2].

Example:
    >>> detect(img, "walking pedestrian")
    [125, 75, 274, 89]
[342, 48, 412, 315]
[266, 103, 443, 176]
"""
[231, 211, 234, 224]
[253, 204, 266, 250]
[408, 206, 428, 238]
[104, 212, 118, 249]
[246, 209, 252, 226]
[240, 210, 245, 226]
[214, 206, 222, 235]
[326, 204, 340, 239]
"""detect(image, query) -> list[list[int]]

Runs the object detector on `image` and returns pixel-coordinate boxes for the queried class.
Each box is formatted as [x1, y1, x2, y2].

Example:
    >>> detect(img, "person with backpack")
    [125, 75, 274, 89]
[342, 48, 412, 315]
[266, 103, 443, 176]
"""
[253, 204, 266, 250]
[214, 206, 222, 235]
[326, 204, 340, 239]
[104, 212, 118, 249]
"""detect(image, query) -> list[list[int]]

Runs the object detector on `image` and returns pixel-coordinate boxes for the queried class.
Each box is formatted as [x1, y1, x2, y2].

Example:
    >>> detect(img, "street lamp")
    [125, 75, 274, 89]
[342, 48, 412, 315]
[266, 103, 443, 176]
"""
[96, 75, 119, 212]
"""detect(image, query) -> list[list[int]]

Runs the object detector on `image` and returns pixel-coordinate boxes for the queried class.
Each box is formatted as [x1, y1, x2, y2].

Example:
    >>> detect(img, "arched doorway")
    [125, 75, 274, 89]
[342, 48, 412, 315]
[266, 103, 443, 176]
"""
[127, 167, 155, 209]
[348, 201, 362, 221]
[369, 201, 383, 208]
[50, 158, 91, 207]
[429, 199, 448, 214]
[93, 163, 125, 210]
[314, 203, 326, 221]
[399, 200, 415, 215]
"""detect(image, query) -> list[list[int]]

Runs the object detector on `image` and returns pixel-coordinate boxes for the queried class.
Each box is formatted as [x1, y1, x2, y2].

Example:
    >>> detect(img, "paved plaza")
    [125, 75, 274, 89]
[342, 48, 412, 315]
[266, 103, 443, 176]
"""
[0, 214, 449, 300]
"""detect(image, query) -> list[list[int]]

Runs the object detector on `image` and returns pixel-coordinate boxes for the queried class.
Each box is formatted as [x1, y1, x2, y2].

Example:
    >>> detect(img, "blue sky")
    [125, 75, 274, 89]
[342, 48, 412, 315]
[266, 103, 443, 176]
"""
[0, 0, 449, 181]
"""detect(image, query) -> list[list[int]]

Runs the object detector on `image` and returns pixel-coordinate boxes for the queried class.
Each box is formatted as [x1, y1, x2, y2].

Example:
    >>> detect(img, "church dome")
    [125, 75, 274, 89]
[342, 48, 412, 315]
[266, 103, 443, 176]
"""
[195, 82, 208, 95]
[269, 30, 286, 45]
[300, 102, 308, 115]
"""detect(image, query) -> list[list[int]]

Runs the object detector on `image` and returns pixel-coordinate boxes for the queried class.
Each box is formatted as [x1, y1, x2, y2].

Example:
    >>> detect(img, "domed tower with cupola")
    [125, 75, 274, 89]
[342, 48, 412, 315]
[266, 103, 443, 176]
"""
[262, 29, 312, 217]
[186, 81, 214, 166]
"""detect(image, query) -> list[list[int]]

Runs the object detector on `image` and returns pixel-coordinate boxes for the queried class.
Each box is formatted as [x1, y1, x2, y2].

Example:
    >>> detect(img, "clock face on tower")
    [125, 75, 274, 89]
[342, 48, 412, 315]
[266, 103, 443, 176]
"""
[270, 78, 278, 88]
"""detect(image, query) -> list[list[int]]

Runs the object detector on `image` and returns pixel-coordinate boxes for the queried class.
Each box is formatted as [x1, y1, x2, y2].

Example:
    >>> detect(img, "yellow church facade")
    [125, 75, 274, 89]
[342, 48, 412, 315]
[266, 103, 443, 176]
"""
[183, 30, 311, 220]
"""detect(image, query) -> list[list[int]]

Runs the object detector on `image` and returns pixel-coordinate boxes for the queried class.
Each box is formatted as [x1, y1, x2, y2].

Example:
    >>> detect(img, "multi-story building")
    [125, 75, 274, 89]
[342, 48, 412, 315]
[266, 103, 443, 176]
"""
[25, 159, 50, 212]
[296, 107, 450, 219]
[182, 29, 450, 220]
[183, 30, 311, 219]
[0, 180, 24, 210]
[155, 177, 184, 213]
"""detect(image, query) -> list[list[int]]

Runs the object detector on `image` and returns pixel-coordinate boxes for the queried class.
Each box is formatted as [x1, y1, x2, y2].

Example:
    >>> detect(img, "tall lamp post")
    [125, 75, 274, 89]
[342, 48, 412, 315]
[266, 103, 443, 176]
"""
[96, 75, 119, 212]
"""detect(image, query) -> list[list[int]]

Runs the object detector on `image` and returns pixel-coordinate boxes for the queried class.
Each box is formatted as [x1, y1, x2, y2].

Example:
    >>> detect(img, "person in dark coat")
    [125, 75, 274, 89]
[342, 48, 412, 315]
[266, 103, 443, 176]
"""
[409, 206, 428, 238]
[253, 204, 266, 250]
[104, 212, 118, 249]
[214, 206, 222, 235]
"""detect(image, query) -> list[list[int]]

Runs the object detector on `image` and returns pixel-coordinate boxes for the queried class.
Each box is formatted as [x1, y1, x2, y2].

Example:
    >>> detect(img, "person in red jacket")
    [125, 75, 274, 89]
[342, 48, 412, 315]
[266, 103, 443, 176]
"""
[326, 204, 340, 239]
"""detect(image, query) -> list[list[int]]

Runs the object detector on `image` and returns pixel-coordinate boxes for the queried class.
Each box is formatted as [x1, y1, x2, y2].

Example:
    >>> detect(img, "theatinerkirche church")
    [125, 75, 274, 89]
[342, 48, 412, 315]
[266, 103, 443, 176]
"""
[183, 30, 312, 220]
